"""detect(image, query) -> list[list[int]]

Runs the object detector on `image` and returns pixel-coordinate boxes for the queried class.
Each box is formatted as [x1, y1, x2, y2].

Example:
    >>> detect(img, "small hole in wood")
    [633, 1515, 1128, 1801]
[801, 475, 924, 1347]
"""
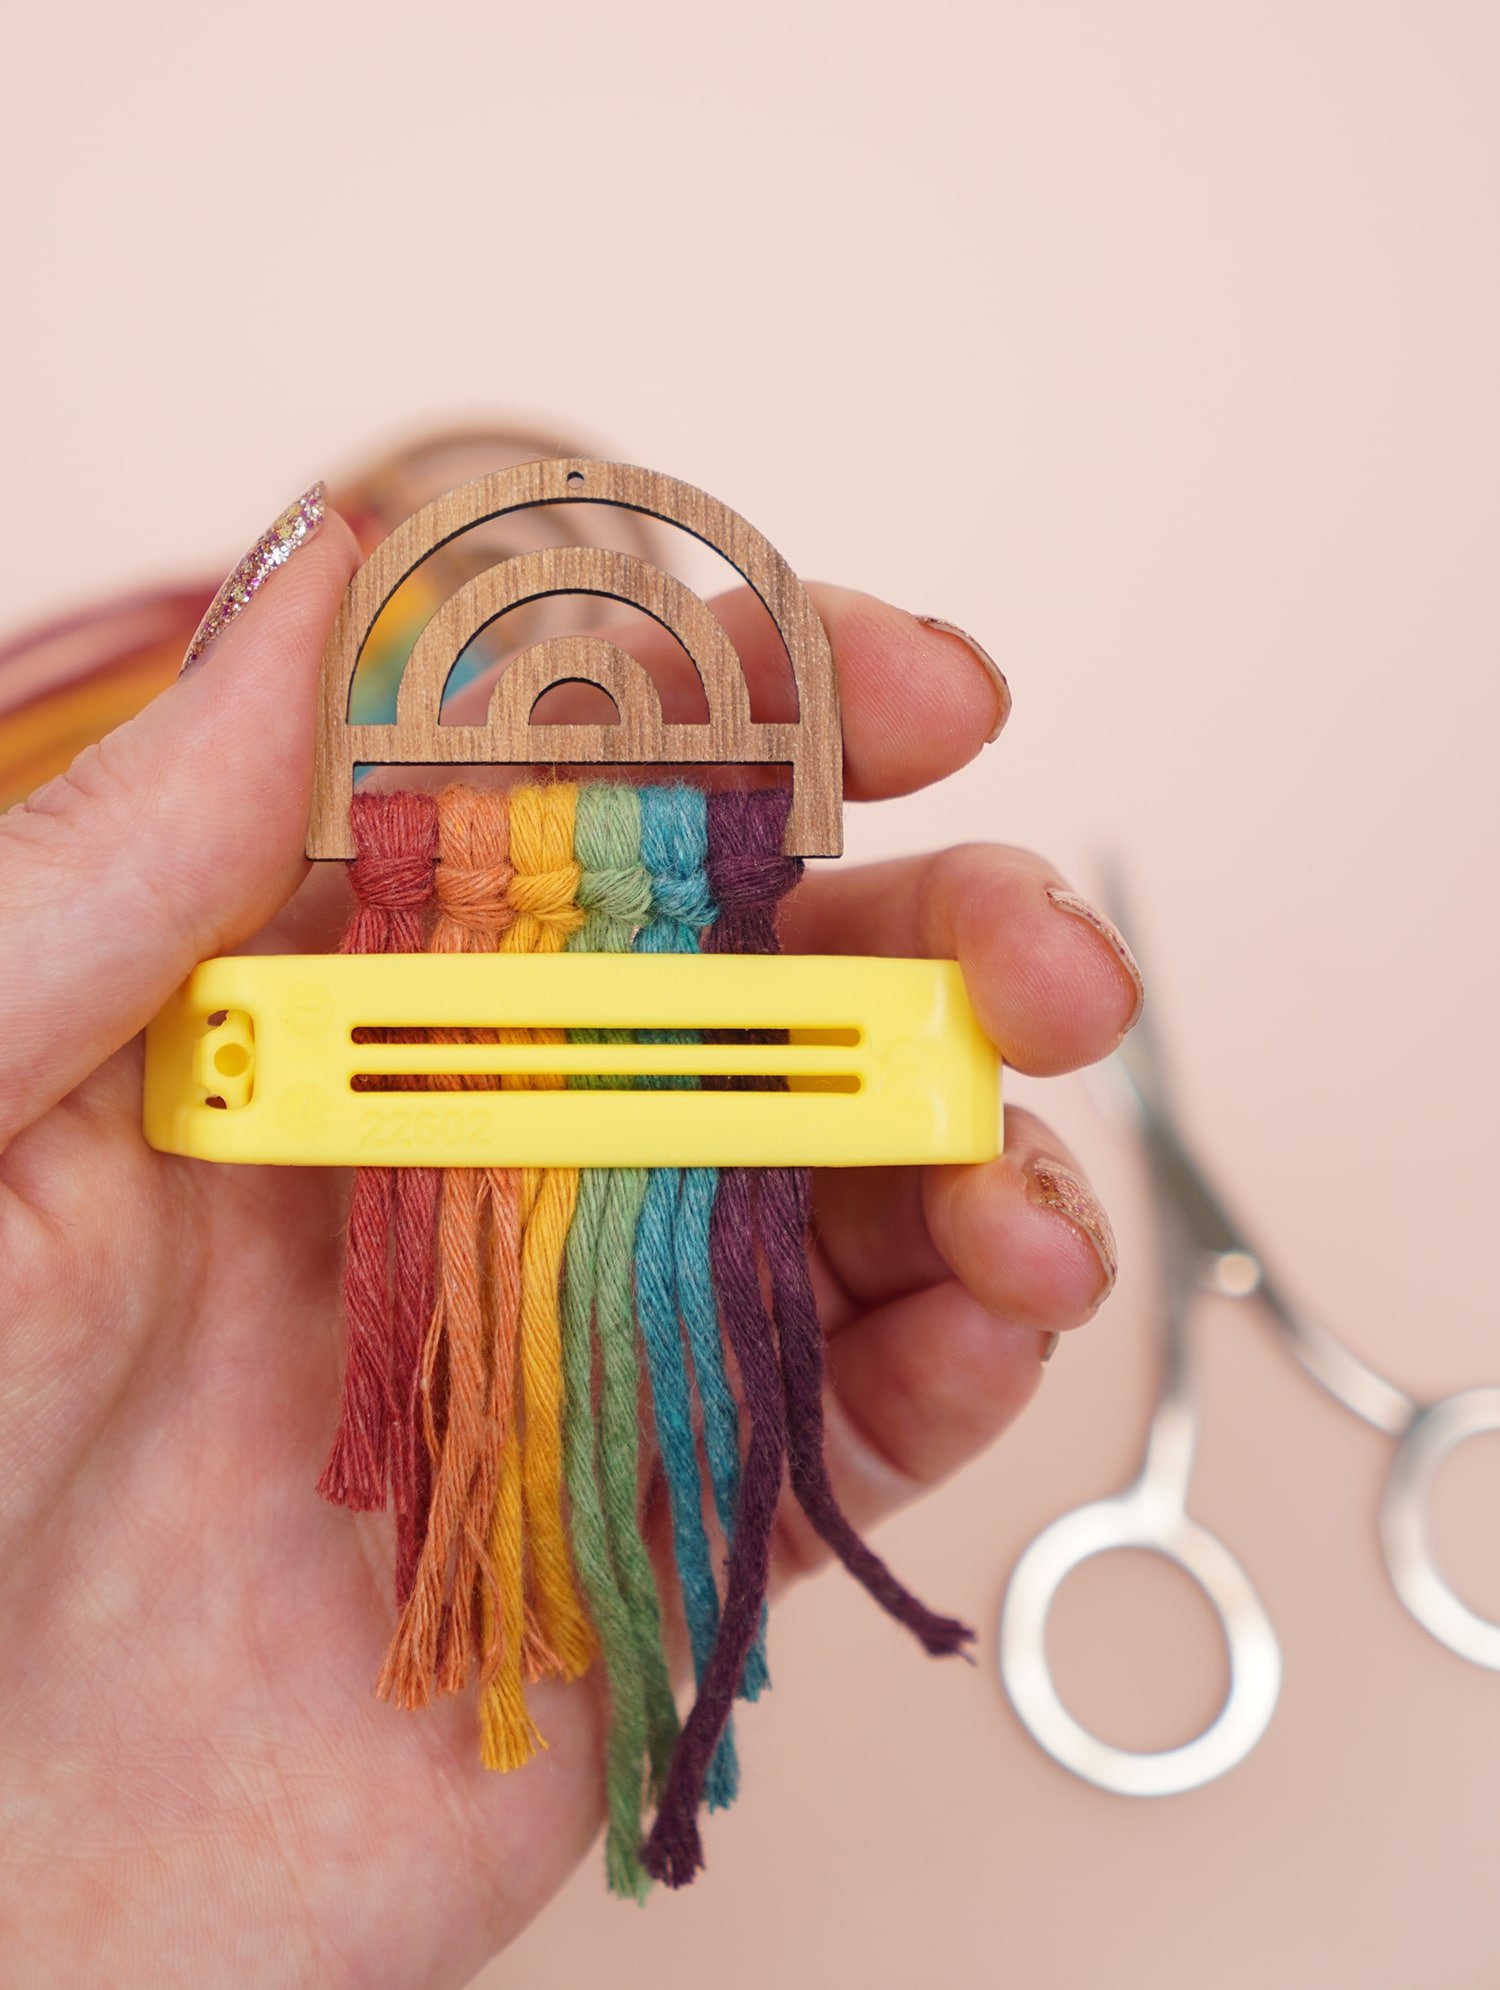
[566, 470, 586, 485]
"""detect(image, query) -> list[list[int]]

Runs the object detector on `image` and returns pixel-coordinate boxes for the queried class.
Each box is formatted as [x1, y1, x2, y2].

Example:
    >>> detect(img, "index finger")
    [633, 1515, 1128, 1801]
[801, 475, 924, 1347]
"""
[444, 580, 1009, 803]
[780, 844, 1145, 1077]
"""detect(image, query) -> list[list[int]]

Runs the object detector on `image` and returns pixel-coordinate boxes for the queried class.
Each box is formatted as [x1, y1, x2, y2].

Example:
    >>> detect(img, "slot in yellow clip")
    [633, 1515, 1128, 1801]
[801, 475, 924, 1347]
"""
[144, 953, 1001, 1169]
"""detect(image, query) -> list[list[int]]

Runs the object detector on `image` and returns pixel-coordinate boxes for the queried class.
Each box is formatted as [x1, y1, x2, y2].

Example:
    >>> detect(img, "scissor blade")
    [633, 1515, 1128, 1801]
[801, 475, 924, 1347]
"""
[1093, 860, 1252, 1265]
[1139, 1111, 1250, 1263]
[1094, 862, 1172, 1120]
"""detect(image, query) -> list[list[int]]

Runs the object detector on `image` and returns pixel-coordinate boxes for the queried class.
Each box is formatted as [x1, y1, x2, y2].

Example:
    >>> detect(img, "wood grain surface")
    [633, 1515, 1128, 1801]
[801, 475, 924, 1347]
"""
[307, 459, 841, 859]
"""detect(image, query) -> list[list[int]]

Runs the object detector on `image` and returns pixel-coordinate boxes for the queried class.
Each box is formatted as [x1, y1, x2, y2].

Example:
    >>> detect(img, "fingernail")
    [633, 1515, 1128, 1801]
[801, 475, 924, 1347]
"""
[179, 481, 326, 675]
[1028, 1155, 1118, 1301]
[917, 616, 1011, 742]
[1040, 1331, 1061, 1363]
[1044, 887, 1145, 1034]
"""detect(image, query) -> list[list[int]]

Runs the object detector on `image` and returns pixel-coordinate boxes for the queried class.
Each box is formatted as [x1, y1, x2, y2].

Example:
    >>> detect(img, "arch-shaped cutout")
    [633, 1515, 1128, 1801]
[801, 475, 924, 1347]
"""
[518, 648, 630, 728]
[507, 640, 661, 742]
[401, 546, 748, 736]
[529, 682, 620, 725]
[308, 460, 841, 859]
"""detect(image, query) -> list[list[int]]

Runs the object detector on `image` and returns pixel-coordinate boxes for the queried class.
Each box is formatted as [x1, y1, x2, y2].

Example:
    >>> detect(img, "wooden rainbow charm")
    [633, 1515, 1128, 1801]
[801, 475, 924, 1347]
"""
[306, 458, 843, 861]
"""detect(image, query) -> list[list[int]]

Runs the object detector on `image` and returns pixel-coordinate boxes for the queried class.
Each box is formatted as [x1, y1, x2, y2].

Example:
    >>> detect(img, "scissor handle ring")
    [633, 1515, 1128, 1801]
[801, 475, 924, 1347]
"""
[998, 1491, 1283, 1797]
[1380, 1385, 1500, 1671]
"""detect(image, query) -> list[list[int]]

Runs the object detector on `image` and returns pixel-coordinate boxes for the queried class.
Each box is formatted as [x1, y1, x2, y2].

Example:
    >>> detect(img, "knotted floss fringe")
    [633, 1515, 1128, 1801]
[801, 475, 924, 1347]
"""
[378, 787, 514, 1708]
[559, 783, 678, 1900]
[709, 789, 973, 1656]
[641, 1163, 788, 1886]
[478, 783, 596, 1771]
[641, 788, 975, 1886]
[634, 786, 761, 1816]
[320, 790, 439, 1544]
[669, 1162, 771, 1708]
[436, 793, 525, 1698]
[328, 782, 965, 1893]
[390, 1161, 441, 1602]
[641, 787, 770, 1705]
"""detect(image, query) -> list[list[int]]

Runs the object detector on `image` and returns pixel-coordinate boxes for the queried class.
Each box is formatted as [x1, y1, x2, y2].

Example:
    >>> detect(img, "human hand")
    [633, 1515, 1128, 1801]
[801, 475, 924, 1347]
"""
[0, 494, 1139, 1985]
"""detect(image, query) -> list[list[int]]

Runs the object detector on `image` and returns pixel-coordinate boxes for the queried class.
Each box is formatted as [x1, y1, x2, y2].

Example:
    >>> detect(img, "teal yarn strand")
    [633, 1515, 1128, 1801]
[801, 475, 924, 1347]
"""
[674, 1164, 769, 1702]
[635, 785, 762, 1811]
[638, 786, 768, 1702]
[634, 1171, 737, 1809]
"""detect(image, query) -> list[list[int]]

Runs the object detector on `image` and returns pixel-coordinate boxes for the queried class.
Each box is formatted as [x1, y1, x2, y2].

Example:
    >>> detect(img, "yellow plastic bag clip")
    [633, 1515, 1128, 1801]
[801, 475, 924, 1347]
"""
[143, 952, 1001, 1169]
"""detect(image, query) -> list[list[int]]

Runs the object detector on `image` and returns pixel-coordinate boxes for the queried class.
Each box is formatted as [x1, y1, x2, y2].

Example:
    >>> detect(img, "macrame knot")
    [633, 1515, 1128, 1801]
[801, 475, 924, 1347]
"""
[703, 850, 803, 916]
[638, 785, 715, 943]
[349, 850, 439, 911]
[432, 788, 513, 940]
[348, 792, 440, 915]
[508, 863, 586, 936]
[578, 862, 652, 926]
[647, 868, 715, 930]
[703, 792, 798, 955]
[436, 860, 516, 936]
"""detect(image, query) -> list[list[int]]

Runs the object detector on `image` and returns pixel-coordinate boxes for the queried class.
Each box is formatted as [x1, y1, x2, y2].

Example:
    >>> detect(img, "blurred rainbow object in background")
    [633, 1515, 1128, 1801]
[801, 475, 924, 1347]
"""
[0, 424, 662, 811]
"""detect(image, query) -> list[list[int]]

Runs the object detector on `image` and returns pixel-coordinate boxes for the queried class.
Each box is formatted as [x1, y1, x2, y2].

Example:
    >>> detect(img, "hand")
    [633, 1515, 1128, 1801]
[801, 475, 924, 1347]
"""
[0, 501, 1139, 1986]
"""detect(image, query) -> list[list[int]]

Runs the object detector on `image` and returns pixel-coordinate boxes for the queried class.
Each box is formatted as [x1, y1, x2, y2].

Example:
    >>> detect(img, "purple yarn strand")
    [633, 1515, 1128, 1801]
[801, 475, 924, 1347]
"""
[644, 788, 973, 1885]
[704, 788, 970, 1647]
[641, 1167, 788, 1887]
[711, 789, 972, 1653]
[760, 1163, 973, 1655]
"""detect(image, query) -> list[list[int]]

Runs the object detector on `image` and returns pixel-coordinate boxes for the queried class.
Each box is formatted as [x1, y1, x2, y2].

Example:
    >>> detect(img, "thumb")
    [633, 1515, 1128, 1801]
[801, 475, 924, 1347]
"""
[0, 484, 361, 1148]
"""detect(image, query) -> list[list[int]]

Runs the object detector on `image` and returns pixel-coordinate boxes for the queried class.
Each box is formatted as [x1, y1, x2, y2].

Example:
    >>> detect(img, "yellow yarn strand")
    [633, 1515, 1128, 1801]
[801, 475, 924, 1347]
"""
[479, 784, 596, 1768]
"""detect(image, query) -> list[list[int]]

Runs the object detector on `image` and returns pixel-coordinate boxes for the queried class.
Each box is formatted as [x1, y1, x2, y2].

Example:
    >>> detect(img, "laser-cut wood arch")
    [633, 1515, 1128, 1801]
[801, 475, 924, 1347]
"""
[308, 459, 841, 859]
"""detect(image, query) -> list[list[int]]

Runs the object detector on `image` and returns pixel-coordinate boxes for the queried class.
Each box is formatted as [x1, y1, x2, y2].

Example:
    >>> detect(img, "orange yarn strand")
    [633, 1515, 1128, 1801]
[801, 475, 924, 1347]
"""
[378, 787, 513, 1710]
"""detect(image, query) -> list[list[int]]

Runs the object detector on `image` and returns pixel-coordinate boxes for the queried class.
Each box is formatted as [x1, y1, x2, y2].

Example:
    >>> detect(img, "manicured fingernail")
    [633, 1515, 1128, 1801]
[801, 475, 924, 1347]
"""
[180, 481, 326, 674]
[917, 616, 1011, 741]
[1028, 1155, 1118, 1301]
[1040, 1331, 1061, 1363]
[1044, 887, 1145, 1034]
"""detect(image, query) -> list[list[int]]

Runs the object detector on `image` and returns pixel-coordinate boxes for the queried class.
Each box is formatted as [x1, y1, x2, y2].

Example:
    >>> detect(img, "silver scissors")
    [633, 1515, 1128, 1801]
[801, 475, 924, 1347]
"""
[998, 894, 1500, 1797]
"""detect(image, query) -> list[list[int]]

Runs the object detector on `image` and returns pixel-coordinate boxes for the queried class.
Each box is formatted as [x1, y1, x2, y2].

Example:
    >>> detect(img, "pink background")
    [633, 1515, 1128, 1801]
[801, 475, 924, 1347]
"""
[3, 4, 1497, 1983]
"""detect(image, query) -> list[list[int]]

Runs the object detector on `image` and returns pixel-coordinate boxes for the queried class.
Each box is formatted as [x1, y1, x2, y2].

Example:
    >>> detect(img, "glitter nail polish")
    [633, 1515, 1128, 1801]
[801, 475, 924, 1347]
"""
[1028, 1154, 1118, 1301]
[916, 615, 1011, 741]
[1044, 887, 1146, 1034]
[180, 482, 326, 674]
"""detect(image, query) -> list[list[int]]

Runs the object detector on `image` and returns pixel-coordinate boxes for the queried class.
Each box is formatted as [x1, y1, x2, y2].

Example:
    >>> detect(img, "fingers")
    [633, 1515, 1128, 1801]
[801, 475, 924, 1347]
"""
[770, 1280, 1045, 1588]
[0, 499, 361, 1148]
[922, 1107, 1117, 1326]
[782, 842, 1144, 1074]
[814, 1107, 1116, 1333]
[444, 579, 1009, 802]
[777, 1107, 1115, 1586]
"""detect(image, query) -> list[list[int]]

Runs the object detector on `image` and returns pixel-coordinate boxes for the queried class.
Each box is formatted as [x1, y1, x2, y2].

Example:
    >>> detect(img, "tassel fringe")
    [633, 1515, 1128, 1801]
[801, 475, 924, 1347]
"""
[328, 780, 970, 1895]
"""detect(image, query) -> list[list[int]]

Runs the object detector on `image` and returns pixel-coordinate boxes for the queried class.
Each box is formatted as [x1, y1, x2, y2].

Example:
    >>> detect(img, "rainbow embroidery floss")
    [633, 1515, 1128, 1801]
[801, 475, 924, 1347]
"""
[632, 788, 769, 1782]
[708, 792, 973, 1667]
[318, 789, 439, 1546]
[143, 459, 1003, 1901]
[641, 788, 975, 1886]
[480, 783, 596, 1767]
[559, 782, 678, 1897]
[378, 785, 515, 1710]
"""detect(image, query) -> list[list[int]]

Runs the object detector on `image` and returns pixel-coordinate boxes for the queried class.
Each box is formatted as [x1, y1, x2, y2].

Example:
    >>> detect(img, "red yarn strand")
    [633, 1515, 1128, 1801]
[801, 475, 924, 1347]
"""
[317, 791, 440, 1534]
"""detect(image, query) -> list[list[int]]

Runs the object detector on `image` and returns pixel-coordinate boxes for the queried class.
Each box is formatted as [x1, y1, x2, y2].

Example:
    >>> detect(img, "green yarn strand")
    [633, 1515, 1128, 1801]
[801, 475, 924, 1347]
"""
[560, 786, 679, 1895]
